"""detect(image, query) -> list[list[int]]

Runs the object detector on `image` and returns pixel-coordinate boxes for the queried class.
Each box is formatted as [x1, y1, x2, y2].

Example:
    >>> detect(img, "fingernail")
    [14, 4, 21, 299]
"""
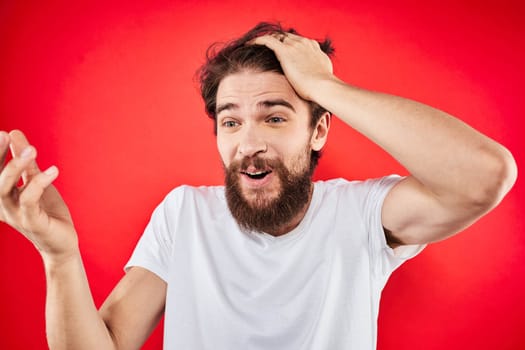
[20, 146, 34, 159]
[44, 166, 58, 176]
[0, 132, 6, 146]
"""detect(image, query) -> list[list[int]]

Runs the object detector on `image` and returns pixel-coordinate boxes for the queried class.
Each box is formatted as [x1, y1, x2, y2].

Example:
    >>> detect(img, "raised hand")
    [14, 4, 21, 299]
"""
[0, 130, 78, 263]
[250, 32, 335, 102]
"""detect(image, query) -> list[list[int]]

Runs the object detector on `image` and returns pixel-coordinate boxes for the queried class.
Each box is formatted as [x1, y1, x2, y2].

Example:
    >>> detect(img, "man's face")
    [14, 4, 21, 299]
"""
[216, 70, 328, 234]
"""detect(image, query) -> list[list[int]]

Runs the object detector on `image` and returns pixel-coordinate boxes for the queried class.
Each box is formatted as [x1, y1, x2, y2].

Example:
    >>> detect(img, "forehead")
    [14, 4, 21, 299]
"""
[216, 70, 303, 107]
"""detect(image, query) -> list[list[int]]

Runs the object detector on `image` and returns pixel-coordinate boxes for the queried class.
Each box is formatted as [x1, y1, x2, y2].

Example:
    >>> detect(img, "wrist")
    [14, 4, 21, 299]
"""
[41, 247, 82, 272]
[304, 74, 344, 105]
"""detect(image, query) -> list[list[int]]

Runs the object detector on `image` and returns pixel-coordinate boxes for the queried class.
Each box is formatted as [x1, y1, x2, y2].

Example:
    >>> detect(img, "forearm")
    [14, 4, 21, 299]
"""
[0, 130, 120, 349]
[313, 77, 516, 205]
[44, 252, 116, 350]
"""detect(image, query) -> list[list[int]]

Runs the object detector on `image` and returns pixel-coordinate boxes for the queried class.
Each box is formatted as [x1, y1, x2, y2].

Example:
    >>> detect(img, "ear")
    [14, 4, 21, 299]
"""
[310, 112, 331, 151]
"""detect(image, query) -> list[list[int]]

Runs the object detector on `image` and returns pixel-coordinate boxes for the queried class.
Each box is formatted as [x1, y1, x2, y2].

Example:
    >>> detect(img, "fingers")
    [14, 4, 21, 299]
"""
[0, 145, 37, 197]
[273, 32, 302, 42]
[0, 129, 57, 203]
[0, 130, 62, 242]
[249, 32, 317, 48]
[0, 131, 9, 171]
[18, 166, 59, 218]
[0, 142, 59, 227]
[249, 34, 283, 51]
[0, 144, 36, 222]
[9, 130, 41, 182]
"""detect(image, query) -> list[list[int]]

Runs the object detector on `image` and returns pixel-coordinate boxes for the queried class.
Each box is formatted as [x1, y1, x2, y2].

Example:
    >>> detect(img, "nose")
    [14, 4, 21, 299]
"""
[237, 123, 267, 158]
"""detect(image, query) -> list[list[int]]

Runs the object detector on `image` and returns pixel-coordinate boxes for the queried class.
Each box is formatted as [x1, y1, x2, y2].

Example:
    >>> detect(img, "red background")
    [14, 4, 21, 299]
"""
[1, 1, 524, 349]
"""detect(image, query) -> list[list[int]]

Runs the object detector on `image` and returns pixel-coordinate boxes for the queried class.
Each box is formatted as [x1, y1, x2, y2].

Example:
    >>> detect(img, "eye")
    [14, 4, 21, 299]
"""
[267, 116, 285, 124]
[221, 119, 240, 128]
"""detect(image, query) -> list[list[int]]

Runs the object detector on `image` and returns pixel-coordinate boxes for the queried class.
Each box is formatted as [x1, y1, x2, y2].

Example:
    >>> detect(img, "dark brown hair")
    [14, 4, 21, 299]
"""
[197, 22, 335, 169]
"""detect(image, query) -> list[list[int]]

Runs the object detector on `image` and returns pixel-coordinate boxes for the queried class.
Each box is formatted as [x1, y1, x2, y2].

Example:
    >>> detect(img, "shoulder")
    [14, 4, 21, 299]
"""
[163, 184, 225, 205]
[312, 176, 403, 219]
[156, 184, 228, 221]
[314, 175, 402, 196]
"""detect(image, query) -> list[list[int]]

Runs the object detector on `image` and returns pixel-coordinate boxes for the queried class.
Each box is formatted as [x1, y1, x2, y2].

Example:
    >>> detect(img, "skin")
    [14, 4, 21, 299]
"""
[0, 31, 517, 349]
[251, 32, 517, 246]
[216, 70, 329, 236]
[0, 131, 166, 349]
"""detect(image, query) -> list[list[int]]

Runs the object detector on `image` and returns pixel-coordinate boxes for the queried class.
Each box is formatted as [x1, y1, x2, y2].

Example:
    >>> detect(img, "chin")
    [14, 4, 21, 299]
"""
[243, 189, 280, 208]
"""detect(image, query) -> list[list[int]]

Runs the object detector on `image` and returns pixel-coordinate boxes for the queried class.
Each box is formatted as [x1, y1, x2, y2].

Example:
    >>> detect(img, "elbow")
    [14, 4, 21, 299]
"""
[469, 146, 518, 211]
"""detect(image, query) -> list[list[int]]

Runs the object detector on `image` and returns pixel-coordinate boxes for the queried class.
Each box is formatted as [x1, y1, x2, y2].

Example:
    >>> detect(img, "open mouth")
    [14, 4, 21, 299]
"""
[241, 170, 272, 180]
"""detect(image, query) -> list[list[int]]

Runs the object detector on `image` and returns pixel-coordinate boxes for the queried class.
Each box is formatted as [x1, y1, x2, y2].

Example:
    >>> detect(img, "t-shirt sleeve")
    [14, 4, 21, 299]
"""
[124, 193, 176, 282]
[360, 175, 425, 281]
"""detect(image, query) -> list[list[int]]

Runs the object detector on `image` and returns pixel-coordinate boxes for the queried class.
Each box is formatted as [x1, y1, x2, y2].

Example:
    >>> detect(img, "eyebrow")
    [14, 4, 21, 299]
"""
[216, 98, 296, 115]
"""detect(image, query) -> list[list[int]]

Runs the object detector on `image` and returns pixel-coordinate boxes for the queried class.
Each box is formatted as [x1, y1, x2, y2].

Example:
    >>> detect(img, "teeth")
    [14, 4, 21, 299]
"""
[246, 171, 266, 175]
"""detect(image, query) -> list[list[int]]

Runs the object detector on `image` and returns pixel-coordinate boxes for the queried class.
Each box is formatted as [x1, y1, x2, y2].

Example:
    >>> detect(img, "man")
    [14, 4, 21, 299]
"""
[0, 22, 517, 349]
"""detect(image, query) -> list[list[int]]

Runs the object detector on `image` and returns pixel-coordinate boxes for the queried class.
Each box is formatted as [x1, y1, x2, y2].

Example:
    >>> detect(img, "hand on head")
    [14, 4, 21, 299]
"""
[248, 32, 335, 102]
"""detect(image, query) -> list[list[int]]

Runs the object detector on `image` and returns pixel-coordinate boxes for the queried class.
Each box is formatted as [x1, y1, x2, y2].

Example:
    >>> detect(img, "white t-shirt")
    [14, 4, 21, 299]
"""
[126, 176, 424, 349]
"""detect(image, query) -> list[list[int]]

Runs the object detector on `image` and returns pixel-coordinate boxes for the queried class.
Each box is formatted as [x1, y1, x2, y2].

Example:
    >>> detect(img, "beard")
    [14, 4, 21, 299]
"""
[224, 153, 314, 235]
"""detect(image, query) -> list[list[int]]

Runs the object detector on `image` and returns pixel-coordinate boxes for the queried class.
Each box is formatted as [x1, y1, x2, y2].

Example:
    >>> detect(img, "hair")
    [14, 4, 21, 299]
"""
[196, 22, 335, 170]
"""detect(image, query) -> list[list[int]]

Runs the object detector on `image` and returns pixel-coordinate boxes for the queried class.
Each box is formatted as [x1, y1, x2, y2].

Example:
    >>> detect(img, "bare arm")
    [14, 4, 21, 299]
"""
[99, 267, 166, 350]
[309, 80, 516, 245]
[0, 130, 165, 349]
[45, 258, 165, 350]
[251, 33, 517, 245]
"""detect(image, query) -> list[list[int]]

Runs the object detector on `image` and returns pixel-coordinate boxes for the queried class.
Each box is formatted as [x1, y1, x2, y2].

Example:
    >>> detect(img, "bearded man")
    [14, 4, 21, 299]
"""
[0, 22, 517, 349]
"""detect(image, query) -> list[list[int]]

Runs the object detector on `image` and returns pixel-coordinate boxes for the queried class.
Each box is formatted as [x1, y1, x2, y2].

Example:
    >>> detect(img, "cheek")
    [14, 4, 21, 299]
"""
[217, 135, 235, 167]
[281, 143, 312, 174]
[275, 129, 309, 152]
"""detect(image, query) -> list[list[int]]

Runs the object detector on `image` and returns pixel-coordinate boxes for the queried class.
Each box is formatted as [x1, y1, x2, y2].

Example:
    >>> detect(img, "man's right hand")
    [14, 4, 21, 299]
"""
[0, 130, 78, 264]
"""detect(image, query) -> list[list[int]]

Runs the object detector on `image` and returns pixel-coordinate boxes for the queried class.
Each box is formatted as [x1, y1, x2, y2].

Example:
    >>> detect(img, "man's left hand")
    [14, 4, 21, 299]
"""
[249, 32, 334, 102]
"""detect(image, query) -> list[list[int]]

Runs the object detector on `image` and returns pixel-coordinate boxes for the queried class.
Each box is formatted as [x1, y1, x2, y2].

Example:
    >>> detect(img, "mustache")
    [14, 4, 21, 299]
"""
[230, 156, 281, 172]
